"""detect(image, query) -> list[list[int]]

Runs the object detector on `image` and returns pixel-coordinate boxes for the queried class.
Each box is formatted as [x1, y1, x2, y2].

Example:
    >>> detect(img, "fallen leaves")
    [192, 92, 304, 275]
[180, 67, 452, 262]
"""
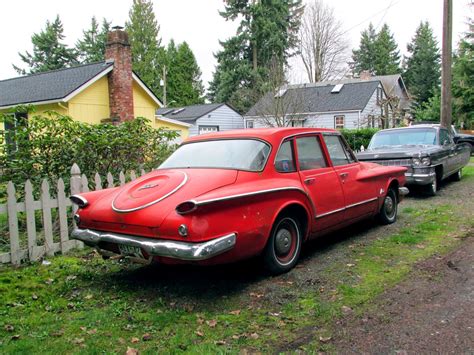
[142, 333, 152, 341]
[229, 309, 241, 315]
[131, 337, 140, 343]
[4, 324, 14, 332]
[195, 330, 204, 337]
[249, 292, 264, 298]
[126, 347, 139, 355]
[341, 305, 353, 314]
[319, 336, 332, 343]
[206, 319, 217, 328]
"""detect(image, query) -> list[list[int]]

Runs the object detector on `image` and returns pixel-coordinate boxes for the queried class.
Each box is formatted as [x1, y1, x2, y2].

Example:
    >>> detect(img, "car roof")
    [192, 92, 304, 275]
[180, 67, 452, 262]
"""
[184, 127, 338, 143]
[376, 125, 440, 133]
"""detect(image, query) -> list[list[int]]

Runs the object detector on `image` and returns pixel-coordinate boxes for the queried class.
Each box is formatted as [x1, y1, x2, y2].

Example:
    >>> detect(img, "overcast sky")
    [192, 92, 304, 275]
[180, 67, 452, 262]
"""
[0, 0, 472, 88]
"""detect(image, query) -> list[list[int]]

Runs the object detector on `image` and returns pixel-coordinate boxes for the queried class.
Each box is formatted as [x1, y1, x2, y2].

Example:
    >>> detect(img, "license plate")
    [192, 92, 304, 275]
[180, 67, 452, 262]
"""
[118, 244, 144, 258]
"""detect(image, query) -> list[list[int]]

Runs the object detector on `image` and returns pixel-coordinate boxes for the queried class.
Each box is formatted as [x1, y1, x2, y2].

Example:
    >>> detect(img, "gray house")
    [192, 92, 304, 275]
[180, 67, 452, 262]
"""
[245, 80, 392, 129]
[156, 103, 244, 136]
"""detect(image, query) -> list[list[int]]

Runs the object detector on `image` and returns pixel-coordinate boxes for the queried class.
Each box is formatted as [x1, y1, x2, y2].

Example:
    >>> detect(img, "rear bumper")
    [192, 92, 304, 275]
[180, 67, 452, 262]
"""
[71, 228, 236, 261]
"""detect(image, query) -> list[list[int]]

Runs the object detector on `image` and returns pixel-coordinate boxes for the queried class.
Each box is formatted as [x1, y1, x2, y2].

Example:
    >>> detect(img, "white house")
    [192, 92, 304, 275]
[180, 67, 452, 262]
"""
[245, 80, 393, 129]
[156, 103, 244, 137]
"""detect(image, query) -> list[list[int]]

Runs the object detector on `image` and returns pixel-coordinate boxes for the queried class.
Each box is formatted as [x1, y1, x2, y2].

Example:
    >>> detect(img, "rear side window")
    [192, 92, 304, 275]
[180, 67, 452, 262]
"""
[275, 140, 296, 173]
[323, 135, 353, 166]
[296, 136, 328, 170]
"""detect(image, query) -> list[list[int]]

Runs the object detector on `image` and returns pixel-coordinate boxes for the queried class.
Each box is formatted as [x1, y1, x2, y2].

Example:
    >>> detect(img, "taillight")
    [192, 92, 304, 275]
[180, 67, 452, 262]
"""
[176, 201, 197, 214]
[70, 195, 89, 208]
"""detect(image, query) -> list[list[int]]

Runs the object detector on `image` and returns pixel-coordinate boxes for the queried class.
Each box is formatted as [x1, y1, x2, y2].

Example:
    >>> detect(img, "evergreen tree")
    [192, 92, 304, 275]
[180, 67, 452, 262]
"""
[352, 23, 400, 76]
[125, 0, 162, 95]
[453, 17, 474, 128]
[373, 24, 400, 75]
[403, 21, 440, 107]
[13, 15, 77, 75]
[166, 42, 204, 106]
[351, 23, 377, 75]
[76, 17, 111, 63]
[208, 0, 304, 113]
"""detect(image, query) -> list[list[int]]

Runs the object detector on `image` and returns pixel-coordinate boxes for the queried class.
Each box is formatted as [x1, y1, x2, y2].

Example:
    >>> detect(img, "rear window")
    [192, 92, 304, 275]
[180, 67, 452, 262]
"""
[159, 139, 271, 171]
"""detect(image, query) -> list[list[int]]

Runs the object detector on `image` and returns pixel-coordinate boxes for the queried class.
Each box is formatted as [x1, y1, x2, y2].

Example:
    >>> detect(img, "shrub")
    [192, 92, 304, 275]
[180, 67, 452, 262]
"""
[0, 110, 178, 197]
[340, 128, 379, 151]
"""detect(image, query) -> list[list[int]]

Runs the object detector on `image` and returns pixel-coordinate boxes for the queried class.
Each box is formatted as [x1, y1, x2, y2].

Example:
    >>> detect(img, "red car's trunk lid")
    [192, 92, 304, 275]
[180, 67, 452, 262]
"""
[89, 169, 238, 228]
[112, 170, 187, 212]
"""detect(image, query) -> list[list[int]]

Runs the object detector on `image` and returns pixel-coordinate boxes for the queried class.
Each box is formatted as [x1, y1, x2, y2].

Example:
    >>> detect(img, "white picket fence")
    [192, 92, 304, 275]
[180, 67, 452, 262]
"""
[0, 164, 146, 265]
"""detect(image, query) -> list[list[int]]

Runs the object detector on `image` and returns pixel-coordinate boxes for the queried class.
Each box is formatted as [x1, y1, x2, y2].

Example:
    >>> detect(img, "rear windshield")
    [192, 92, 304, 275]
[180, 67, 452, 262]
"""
[369, 128, 437, 149]
[159, 139, 271, 172]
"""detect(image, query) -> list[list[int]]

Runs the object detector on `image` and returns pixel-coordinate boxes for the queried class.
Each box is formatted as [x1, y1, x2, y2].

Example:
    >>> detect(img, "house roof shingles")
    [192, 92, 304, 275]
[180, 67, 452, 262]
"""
[246, 81, 380, 117]
[156, 103, 225, 121]
[0, 61, 113, 108]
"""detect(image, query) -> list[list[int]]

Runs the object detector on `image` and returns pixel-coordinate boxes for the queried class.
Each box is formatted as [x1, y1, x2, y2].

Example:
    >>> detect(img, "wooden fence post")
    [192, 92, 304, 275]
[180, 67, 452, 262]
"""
[24, 180, 40, 261]
[57, 178, 71, 253]
[94, 173, 102, 191]
[7, 182, 20, 265]
[70, 164, 83, 249]
[41, 179, 54, 257]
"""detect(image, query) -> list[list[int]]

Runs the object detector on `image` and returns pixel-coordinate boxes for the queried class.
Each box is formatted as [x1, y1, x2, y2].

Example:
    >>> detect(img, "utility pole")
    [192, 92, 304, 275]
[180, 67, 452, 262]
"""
[440, 0, 453, 129]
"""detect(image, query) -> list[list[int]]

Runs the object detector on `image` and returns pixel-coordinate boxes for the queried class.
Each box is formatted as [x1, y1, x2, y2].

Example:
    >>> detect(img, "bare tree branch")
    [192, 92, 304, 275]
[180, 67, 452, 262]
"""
[299, 0, 349, 83]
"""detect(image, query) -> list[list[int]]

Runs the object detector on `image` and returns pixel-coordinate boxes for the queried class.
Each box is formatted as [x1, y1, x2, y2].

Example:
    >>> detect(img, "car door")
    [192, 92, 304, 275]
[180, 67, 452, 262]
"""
[322, 134, 378, 221]
[293, 135, 345, 231]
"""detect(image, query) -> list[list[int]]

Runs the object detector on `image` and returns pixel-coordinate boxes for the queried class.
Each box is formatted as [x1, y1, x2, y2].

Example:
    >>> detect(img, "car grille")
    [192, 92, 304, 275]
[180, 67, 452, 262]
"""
[367, 159, 412, 167]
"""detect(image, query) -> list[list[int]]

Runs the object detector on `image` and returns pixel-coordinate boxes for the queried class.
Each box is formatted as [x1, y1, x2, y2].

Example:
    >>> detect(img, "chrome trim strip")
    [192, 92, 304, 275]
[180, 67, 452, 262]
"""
[315, 197, 378, 219]
[71, 228, 236, 261]
[345, 197, 378, 209]
[70, 195, 89, 207]
[112, 171, 188, 213]
[315, 207, 345, 219]
[193, 187, 307, 206]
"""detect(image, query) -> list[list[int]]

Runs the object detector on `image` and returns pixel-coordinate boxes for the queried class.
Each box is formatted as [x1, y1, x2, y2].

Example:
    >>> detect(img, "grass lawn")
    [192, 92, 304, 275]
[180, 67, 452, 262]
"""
[0, 165, 473, 353]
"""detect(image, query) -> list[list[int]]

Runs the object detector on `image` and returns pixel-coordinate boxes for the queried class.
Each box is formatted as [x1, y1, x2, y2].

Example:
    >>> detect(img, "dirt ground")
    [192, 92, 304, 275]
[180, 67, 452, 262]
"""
[333, 232, 474, 354]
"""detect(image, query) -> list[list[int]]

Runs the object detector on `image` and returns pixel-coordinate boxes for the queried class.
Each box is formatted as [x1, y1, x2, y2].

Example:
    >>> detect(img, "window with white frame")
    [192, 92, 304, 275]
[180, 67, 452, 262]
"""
[334, 115, 345, 129]
[246, 120, 254, 129]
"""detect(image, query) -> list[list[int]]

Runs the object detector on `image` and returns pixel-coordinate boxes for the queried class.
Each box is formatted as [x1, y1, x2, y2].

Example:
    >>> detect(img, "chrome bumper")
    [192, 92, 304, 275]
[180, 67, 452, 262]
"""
[405, 170, 436, 185]
[71, 228, 236, 261]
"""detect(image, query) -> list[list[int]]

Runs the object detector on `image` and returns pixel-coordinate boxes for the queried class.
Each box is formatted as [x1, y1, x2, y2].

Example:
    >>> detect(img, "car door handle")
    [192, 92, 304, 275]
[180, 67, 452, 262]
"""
[304, 178, 315, 185]
[340, 173, 348, 178]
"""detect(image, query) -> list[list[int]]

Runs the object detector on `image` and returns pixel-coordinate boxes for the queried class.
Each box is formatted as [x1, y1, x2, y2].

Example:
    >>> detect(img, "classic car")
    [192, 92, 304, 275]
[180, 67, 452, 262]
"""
[70, 128, 408, 274]
[357, 125, 471, 196]
[411, 121, 474, 154]
[451, 127, 474, 155]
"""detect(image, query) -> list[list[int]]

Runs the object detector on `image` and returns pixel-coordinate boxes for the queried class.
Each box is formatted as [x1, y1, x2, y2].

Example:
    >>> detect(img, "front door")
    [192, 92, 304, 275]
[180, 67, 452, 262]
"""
[294, 135, 346, 231]
[322, 134, 378, 221]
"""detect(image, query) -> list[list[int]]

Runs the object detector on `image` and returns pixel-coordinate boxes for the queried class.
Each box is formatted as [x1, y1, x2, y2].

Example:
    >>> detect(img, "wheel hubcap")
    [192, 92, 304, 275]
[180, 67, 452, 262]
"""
[384, 196, 395, 216]
[275, 229, 292, 255]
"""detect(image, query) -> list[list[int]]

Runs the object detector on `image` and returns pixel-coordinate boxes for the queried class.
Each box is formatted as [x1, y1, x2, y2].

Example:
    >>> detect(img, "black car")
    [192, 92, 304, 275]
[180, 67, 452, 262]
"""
[357, 125, 471, 196]
[411, 121, 474, 154]
[451, 127, 474, 155]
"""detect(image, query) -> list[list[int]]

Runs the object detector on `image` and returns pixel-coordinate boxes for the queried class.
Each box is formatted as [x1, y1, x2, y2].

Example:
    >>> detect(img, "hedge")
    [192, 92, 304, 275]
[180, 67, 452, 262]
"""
[340, 128, 379, 152]
[0, 110, 178, 198]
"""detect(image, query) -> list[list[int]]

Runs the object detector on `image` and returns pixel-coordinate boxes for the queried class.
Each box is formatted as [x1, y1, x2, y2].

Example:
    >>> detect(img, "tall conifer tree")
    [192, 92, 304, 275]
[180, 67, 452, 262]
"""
[14, 16, 77, 75]
[126, 0, 161, 94]
[76, 17, 111, 63]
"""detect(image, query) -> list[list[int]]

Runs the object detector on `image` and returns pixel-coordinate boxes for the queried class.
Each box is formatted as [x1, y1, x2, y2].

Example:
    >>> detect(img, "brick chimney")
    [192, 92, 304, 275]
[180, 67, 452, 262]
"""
[105, 26, 134, 122]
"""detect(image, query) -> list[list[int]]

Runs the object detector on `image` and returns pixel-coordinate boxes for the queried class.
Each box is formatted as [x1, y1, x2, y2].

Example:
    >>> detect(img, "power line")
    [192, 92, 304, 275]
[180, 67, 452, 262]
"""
[340, 0, 401, 36]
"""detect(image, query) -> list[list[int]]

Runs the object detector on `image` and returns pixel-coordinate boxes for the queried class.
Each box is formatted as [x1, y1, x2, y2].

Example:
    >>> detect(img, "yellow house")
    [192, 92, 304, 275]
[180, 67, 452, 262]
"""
[0, 27, 190, 141]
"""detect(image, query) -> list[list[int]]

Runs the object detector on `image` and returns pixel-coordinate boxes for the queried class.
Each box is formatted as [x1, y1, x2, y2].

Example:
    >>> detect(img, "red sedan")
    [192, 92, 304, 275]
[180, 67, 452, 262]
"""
[71, 128, 408, 274]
